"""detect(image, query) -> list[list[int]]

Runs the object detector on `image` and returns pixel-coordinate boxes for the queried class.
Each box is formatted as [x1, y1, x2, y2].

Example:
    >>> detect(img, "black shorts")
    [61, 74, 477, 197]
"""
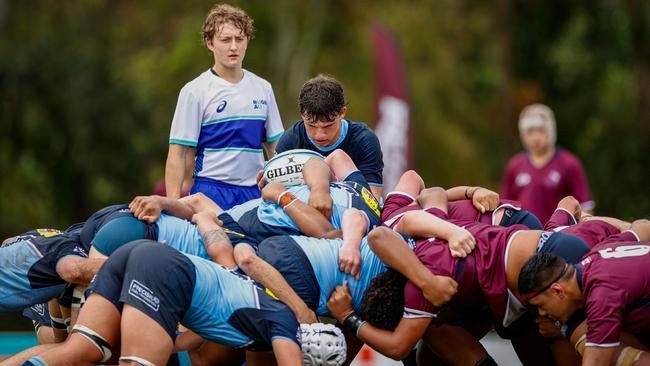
[87, 240, 196, 340]
[217, 212, 260, 251]
[257, 236, 320, 311]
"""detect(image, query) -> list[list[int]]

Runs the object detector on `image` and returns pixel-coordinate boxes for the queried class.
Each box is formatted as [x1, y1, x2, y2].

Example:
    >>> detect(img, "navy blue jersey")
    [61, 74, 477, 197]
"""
[276, 119, 383, 187]
[80, 204, 158, 250]
[0, 229, 87, 312]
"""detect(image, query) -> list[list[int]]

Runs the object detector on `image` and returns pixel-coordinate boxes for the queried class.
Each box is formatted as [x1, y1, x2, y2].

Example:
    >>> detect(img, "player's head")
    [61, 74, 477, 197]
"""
[300, 323, 347, 366]
[360, 268, 406, 331]
[518, 104, 556, 154]
[519, 252, 579, 323]
[299, 74, 348, 147]
[202, 3, 254, 69]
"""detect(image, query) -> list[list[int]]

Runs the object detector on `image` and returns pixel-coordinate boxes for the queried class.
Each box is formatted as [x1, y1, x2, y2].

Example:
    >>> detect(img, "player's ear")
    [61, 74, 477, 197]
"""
[550, 283, 564, 298]
[339, 106, 347, 119]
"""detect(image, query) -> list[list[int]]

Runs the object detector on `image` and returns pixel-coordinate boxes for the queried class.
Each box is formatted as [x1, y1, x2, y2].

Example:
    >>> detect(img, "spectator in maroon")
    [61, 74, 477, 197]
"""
[501, 104, 594, 223]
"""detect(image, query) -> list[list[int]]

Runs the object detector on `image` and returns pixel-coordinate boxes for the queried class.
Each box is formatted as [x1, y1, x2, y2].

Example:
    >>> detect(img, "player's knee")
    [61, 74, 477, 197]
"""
[368, 227, 395, 249]
[71, 325, 113, 363]
[233, 245, 257, 270]
[573, 334, 586, 356]
[119, 356, 157, 366]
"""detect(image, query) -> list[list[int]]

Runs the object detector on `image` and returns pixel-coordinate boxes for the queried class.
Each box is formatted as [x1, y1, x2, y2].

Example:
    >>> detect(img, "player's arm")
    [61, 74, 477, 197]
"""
[129, 195, 197, 223]
[193, 211, 236, 268]
[234, 245, 317, 324]
[262, 182, 341, 239]
[303, 157, 335, 220]
[327, 282, 430, 360]
[445, 186, 499, 213]
[165, 144, 192, 199]
[262, 140, 278, 160]
[368, 227, 457, 307]
[339, 208, 367, 280]
[581, 347, 615, 366]
[56, 256, 106, 285]
[627, 219, 650, 241]
[579, 216, 631, 232]
[394, 210, 476, 258]
[271, 338, 303, 366]
[173, 330, 204, 352]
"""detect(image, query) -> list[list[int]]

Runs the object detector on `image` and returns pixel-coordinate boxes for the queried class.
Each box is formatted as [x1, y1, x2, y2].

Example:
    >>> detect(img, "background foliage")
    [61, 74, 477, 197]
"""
[1, 0, 649, 240]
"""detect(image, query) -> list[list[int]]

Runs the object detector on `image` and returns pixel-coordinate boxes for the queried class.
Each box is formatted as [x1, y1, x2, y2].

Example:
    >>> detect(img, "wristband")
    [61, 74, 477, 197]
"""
[277, 191, 297, 209]
[343, 312, 366, 337]
[464, 187, 470, 200]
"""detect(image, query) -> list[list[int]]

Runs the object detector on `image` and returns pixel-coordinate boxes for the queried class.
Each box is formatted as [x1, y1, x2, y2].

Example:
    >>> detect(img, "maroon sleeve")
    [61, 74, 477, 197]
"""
[543, 209, 577, 231]
[382, 192, 419, 228]
[403, 281, 437, 318]
[593, 231, 639, 248]
[584, 282, 625, 347]
[566, 156, 593, 209]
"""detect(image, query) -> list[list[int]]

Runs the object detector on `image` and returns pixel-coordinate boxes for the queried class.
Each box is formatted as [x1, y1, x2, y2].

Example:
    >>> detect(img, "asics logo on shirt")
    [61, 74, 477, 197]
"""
[217, 100, 227, 113]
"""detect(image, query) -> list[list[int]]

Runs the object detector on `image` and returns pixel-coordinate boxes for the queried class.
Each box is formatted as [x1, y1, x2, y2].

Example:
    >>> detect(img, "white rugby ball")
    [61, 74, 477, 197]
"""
[264, 149, 325, 186]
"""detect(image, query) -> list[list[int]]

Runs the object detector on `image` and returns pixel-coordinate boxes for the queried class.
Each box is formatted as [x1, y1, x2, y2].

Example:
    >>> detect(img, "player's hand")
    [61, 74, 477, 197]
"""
[338, 245, 362, 280]
[296, 306, 319, 324]
[129, 195, 163, 223]
[191, 210, 222, 226]
[471, 187, 499, 214]
[422, 275, 458, 307]
[558, 196, 581, 221]
[309, 190, 332, 220]
[448, 227, 476, 258]
[327, 280, 354, 323]
[256, 169, 266, 190]
[262, 181, 286, 203]
[536, 317, 563, 338]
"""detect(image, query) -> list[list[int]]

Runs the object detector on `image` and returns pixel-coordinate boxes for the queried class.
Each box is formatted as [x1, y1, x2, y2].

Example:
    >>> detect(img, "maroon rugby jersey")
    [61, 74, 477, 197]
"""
[501, 149, 593, 223]
[544, 209, 622, 248]
[402, 205, 529, 326]
[382, 191, 522, 229]
[578, 240, 650, 347]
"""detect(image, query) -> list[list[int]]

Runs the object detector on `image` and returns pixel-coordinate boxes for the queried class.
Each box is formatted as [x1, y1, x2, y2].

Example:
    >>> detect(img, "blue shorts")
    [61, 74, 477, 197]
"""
[23, 303, 52, 329]
[336, 171, 382, 229]
[83, 205, 158, 256]
[192, 177, 261, 211]
[537, 232, 589, 264]
[257, 236, 319, 310]
[87, 240, 195, 340]
[500, 209, 543, 230]
[217, 213, 259, 251]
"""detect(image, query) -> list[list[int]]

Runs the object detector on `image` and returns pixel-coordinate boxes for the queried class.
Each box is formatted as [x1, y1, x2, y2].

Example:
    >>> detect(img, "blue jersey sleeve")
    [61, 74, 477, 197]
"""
[350, 125, 383, 186]
[275, 123, 302, 154]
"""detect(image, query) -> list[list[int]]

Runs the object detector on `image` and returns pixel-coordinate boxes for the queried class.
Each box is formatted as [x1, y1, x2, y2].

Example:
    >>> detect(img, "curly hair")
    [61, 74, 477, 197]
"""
[202, 3, 254, 42]
[360, 268, 406, 331]
[299, 74, 347, 122]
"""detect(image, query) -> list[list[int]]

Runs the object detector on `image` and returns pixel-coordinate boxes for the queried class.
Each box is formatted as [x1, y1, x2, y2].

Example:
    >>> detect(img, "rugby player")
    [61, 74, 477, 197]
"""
[23, 241, 345, 366]
[519, 233, 650, 366]
[327, 191, 650, 365]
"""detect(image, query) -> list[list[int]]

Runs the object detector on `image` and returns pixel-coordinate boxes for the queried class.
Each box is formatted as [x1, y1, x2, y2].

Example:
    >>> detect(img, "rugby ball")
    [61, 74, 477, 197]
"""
[264, 149, 325, 186]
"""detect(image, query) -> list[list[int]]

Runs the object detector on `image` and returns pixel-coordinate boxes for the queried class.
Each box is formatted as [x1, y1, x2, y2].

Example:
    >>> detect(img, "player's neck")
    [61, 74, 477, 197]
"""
[529, 146, 555, 168]
[213, 64, 244, 84]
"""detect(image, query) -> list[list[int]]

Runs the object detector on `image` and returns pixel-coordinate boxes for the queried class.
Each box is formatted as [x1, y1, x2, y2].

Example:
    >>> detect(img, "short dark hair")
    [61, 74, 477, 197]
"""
[518, 252, 569, 295]
[360, 268, 406, 331]
[299, 74, 347, 122]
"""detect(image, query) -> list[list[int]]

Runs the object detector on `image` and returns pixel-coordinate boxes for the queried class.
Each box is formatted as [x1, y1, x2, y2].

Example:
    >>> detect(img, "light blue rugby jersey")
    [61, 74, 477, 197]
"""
[226, 198, 262, 221]
[155, 214, 208, 259]
[257, 183, 365, 231]
[290, 235, 387, 316]
[181, 254, 279, 348]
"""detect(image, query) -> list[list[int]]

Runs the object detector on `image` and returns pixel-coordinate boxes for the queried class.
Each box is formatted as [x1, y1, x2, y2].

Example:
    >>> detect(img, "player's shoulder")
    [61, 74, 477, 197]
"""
[345, 120, 380, 146]
[505, 151, 528, 168]
[179, 69, 213, 95]
[556, 147, 583, 165]
[243, 69, 273, 89]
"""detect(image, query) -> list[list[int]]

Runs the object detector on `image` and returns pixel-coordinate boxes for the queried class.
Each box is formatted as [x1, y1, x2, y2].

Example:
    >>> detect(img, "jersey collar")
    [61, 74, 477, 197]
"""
[307, 119, 349, 153]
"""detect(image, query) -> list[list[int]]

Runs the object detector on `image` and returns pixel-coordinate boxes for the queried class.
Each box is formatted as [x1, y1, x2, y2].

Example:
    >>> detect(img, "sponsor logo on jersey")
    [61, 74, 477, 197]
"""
[73, 246, 88, 257]
[252, 99, 267, 109]
[128, 280, 160, 312]
[36, 229, 63, 238]
[217, 100, 227, 113]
